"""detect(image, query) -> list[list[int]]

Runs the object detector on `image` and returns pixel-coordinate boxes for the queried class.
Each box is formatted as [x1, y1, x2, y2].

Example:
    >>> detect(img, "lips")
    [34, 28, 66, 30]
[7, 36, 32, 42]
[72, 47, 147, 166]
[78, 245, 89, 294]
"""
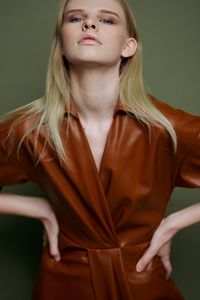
[78, 34, 102, 45]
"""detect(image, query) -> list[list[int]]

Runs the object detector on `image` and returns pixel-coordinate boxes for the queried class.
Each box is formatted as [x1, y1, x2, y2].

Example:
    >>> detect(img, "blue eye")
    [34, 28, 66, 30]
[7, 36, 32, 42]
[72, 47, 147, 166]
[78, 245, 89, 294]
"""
[70, 17, 83, 23]
[101, 18, 114, 24]
[69, 17, 114, 24]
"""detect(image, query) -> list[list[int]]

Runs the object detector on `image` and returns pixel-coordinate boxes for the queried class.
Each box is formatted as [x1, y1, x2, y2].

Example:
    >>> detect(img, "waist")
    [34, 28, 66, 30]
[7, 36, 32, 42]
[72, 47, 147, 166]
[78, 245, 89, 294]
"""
[57, 231, 150, 266]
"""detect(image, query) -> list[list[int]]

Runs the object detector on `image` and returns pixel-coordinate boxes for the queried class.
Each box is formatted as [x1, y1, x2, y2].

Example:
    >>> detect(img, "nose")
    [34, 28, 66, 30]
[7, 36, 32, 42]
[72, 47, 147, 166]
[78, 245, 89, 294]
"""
[82, 18, 98, 31]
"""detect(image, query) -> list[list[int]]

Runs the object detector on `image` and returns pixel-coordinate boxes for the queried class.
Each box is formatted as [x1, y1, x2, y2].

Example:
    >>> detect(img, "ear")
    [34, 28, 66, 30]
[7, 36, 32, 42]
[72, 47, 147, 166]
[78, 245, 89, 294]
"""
[121, 37, 138, 58]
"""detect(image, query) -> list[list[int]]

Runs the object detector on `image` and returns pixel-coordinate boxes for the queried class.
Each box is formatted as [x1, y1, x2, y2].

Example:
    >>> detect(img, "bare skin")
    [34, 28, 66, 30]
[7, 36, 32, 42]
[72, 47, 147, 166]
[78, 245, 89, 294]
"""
[0, 193, 60, 261]
[136, 204, 200, 279]
[61, 0, 137, 172]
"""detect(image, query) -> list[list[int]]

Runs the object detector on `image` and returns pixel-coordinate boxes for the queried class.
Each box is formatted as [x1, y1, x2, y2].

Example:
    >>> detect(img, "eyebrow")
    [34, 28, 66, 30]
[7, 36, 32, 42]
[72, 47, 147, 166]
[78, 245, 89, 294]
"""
[64, 9, 120, 19]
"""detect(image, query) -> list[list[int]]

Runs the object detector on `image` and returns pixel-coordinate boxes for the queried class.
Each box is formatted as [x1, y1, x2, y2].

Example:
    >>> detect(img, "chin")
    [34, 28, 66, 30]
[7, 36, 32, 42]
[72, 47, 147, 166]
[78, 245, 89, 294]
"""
[69, 55, 107, 64]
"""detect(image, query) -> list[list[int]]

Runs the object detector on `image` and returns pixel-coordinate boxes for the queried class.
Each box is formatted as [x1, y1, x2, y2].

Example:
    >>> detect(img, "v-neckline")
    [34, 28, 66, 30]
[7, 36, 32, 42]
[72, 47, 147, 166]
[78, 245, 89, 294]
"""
[78, 111, 117, 180]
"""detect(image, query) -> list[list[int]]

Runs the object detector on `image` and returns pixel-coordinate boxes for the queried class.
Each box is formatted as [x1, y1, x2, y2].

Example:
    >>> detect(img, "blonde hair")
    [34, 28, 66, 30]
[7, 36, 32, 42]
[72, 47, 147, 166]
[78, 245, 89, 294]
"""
[0, 0, 177, 166]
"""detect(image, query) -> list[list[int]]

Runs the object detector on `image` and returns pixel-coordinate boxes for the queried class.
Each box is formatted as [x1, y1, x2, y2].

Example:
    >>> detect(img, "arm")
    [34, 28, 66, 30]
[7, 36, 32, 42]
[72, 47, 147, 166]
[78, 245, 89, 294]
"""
[136, 109, 200, 278]
[136, 203, 200, 278]
[0, 193, 61, 261]
[168, 202, 200, 230]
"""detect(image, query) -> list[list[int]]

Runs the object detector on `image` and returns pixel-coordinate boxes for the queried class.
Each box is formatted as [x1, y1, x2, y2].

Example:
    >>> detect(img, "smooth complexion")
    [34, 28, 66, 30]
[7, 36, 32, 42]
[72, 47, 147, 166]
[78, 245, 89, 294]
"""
[61, 0, 137, 174]
[61, 0, 137, 123]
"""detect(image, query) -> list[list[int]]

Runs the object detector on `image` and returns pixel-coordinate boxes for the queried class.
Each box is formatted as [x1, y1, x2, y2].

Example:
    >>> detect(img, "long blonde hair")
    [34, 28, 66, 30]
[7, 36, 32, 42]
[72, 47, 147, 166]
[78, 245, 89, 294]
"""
[0, 0, 177, 166]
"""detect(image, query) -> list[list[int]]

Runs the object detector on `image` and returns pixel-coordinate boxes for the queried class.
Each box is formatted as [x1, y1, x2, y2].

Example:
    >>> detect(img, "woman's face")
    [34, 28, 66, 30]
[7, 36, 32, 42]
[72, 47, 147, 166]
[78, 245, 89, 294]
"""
[61, 0, 135, 68]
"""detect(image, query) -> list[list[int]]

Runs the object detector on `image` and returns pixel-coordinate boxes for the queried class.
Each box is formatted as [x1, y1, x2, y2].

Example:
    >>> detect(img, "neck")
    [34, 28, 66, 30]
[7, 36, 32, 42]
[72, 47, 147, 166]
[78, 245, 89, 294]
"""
[69, 64, 120, 123]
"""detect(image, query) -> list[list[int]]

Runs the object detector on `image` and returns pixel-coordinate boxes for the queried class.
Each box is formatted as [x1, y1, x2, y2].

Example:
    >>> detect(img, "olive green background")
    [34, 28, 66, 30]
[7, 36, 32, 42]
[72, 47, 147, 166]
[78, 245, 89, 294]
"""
[0, 1, 199, 299]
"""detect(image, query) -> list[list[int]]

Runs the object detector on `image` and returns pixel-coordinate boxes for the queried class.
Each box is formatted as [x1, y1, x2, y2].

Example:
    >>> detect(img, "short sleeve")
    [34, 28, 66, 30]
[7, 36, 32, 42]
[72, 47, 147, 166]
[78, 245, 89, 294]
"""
[174, 109, 200, 188]
[0, 119, 31, 191]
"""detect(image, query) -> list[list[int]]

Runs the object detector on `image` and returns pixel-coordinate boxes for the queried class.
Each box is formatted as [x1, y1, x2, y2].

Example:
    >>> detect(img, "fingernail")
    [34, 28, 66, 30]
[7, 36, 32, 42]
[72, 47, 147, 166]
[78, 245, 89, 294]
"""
[55, 256, 60, 262]
[136, 264, 143, 272]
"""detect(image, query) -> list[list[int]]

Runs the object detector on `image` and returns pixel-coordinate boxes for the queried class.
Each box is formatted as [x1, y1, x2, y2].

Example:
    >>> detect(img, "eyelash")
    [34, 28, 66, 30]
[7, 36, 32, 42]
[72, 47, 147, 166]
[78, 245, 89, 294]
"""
[69, 17, 114, 25]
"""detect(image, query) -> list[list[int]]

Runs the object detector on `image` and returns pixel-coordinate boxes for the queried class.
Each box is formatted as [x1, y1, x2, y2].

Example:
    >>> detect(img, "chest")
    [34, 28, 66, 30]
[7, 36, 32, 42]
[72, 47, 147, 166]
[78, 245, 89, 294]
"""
[79, 118, 114, 173]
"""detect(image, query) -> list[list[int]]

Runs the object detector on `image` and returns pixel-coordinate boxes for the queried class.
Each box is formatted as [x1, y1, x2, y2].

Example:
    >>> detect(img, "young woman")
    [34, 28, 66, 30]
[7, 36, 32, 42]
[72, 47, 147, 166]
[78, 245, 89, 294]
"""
[0, 0, 199, 299]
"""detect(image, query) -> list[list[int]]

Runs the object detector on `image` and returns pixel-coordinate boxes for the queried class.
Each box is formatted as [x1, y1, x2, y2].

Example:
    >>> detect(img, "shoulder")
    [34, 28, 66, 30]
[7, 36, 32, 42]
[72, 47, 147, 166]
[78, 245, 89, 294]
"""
[149, 93, 200, 128]
[148, 93, 200, 132]
[148, 93, 200, 154]
[0, 113, 38, 150]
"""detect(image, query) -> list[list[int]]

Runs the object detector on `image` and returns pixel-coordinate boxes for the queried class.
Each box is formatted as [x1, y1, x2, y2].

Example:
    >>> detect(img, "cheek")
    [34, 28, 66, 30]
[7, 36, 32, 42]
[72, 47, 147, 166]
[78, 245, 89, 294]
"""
[106, 31, 126, 50]
[61, 28, 70, 45]
[61, 25, 77, 43]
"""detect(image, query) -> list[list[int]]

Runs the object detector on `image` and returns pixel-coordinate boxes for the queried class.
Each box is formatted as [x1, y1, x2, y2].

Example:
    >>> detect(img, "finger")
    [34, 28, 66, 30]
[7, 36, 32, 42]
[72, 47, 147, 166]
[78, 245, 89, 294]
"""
[42, 215, 60, 261]
[161, 258, 173, 280]
[48, 234, 61, 261]
[136, 247, 156, 272]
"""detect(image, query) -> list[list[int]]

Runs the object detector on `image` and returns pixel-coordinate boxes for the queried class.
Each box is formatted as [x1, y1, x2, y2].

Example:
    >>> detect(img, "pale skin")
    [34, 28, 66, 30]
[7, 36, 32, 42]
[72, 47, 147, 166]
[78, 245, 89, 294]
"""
[0, 193, 60, 261]
[0, 0, 199, 278]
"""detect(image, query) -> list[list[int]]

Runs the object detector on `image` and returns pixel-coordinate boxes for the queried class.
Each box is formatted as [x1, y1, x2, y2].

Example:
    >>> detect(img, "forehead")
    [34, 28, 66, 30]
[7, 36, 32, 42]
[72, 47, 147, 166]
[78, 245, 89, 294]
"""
[64, 0, 124, 16]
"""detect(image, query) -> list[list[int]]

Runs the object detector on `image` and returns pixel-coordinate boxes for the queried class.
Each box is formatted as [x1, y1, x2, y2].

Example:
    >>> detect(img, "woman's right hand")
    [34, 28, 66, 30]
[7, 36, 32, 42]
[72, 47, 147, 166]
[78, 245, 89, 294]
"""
[40, 202, 61, 262]
[0, 193, 61, 261]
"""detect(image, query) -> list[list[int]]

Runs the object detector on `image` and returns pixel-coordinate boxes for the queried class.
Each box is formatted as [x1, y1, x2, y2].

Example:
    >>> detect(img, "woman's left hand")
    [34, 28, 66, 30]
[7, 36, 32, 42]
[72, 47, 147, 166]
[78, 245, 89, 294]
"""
[136, 218, 175, 280]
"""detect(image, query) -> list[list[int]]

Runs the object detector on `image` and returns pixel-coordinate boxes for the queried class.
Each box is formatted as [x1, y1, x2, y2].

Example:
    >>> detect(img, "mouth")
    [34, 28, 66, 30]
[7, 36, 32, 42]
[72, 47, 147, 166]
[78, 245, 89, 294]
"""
[79, 38, 101, 45]
[78, 35, 102, 45]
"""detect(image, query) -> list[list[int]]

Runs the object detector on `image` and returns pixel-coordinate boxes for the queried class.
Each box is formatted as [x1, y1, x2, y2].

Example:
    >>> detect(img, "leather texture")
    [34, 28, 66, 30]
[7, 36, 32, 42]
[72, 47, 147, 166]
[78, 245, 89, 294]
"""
[0, 94, 199, 300]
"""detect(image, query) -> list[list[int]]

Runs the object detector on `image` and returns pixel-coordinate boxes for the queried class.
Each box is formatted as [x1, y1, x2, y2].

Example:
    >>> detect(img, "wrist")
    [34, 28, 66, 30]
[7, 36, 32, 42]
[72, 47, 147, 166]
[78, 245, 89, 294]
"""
[37, 198, 55, 221]
[164, 212, 182, 235]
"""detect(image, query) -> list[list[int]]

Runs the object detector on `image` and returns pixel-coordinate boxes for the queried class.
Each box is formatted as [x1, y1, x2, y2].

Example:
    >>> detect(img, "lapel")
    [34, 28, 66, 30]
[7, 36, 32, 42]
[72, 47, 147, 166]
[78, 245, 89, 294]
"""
[64, 97, 129, 194]
[63, 98, 130, 242]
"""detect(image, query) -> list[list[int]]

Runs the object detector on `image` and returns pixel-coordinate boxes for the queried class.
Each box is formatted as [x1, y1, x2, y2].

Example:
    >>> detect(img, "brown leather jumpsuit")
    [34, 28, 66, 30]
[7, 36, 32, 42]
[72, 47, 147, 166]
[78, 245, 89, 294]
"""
[0, 94, 199, 300]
